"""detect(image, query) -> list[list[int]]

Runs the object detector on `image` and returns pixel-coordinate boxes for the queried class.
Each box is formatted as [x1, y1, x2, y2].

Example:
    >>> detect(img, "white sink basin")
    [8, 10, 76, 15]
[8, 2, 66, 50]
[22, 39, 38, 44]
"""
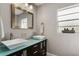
[1, 39, 28, 50]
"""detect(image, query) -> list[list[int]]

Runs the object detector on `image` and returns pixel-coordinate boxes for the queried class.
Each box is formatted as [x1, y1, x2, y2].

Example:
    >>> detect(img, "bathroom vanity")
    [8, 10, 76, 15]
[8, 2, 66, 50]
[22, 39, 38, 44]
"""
[0, 38, 47, 56]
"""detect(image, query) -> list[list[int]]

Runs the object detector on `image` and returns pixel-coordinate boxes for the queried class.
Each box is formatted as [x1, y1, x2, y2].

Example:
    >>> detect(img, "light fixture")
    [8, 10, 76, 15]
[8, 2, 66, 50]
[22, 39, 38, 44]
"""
[29, 5, 33, 10]
[25, 3, 33, 10]
[25, 3, 28, 7]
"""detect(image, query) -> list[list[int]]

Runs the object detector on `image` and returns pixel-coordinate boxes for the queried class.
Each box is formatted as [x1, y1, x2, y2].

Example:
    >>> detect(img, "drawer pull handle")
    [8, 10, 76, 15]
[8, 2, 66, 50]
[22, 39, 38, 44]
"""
[33, 45, 38, 48]
[33, 51, 38, 54]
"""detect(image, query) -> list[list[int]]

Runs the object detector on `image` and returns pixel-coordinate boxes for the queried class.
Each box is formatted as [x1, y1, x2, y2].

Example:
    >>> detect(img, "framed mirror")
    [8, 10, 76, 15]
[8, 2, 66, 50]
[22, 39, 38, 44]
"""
[11, 4, 34, 29]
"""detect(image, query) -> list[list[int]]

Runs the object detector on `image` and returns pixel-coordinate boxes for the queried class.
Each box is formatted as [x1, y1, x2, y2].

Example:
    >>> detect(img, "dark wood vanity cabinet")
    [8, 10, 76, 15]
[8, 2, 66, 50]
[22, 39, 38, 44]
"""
[27, 39, 47, 56]
[8, 39, 47, 56]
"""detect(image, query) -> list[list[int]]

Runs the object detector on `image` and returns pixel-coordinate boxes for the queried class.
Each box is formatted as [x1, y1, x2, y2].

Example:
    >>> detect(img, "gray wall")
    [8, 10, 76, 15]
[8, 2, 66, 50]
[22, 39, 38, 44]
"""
[36, 3, 78, 56]
[37, 3, 57, 54]
[0, 3, 37, 40]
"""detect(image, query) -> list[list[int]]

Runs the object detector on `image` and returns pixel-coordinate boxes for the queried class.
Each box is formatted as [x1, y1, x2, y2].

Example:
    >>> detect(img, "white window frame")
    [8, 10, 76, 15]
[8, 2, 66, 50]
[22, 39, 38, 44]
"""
[58, 4, 79, 33]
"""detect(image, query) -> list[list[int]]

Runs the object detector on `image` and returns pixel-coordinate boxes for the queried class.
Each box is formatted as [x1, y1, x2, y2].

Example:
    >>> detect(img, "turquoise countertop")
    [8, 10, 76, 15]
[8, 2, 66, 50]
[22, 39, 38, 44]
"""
[0, 38, 46, 56]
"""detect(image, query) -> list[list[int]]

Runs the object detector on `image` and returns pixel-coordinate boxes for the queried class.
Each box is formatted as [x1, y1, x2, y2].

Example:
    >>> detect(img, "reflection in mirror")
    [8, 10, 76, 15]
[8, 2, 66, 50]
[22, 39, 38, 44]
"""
[0, 17, 5, 41]
[11, 4, 33, 29]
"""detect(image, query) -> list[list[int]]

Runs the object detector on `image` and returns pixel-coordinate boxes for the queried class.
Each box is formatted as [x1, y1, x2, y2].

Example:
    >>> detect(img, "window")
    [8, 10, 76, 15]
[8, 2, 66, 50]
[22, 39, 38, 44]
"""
[58, 4, 79, 33]
[21, 18, 28, 29]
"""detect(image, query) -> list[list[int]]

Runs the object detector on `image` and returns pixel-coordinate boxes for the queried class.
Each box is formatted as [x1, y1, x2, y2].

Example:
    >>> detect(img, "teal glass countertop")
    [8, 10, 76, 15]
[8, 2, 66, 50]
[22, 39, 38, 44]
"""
[0, 38, 46, 56]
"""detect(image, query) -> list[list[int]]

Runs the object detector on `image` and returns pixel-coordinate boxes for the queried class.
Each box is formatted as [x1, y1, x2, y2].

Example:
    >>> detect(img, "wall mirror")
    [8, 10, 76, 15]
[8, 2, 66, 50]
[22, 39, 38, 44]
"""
[11, 4, 33, 29]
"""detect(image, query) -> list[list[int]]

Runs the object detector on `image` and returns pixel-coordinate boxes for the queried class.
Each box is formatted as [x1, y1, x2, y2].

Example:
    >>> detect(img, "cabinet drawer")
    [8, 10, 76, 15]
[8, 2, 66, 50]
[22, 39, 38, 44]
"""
[27, 43, 40, 56]
[31, 50, 40, 56]
[40, 40, 47, 49]
[41, 49, 46, 56]
[31, 43, 40, 51]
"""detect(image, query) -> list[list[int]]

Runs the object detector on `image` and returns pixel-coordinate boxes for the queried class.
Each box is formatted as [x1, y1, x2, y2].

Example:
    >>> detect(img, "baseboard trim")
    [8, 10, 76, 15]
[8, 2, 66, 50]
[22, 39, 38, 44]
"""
[47, 52, 57, 56]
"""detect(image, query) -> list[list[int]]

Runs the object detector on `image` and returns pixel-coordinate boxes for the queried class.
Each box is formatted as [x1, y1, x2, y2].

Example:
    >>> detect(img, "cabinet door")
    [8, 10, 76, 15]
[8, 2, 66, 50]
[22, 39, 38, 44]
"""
[40, 40, 47, 56]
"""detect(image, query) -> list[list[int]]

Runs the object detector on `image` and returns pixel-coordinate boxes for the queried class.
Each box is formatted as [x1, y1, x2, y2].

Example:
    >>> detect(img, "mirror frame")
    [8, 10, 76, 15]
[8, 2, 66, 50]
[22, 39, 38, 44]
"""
[11, 4, 34, 29]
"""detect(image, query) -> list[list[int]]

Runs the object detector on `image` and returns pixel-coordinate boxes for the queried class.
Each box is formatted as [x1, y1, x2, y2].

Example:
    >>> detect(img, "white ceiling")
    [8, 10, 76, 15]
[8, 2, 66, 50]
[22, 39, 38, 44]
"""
[34, 3, 77, 8]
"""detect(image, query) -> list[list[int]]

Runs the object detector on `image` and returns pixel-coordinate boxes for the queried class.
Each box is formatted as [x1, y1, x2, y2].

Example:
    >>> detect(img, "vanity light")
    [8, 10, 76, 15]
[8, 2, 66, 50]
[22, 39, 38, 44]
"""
[25, 3, 33, 10]
[25, 3, 28, 7]
[29, 5, 33, 10]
